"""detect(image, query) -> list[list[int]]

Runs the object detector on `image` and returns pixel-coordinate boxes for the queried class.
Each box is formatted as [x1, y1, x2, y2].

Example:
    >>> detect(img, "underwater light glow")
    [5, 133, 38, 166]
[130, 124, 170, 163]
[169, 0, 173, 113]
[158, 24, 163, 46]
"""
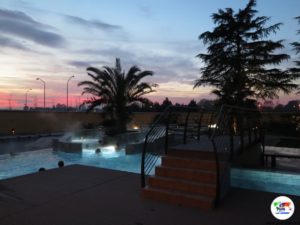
[208, 124, 217, 128]
[132, 125, 140, 130]
[101, 145, 116, 153]
[100, 145, 120, 158]
[81, 145, 120, 158]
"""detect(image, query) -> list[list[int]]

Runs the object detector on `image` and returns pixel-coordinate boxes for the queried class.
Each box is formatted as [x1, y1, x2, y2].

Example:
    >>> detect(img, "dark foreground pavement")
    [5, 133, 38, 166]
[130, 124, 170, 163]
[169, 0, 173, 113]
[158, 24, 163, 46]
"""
[0, 165, 299, 225]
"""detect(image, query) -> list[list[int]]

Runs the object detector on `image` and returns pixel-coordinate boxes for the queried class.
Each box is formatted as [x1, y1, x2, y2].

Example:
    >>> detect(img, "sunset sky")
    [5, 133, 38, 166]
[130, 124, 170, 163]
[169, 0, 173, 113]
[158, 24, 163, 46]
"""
[0, 0, 299, 109]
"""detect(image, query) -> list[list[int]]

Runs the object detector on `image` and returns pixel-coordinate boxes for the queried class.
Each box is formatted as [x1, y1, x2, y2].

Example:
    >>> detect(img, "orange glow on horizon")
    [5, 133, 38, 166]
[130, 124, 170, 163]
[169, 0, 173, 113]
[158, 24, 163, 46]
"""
[0, 79, 298, 108]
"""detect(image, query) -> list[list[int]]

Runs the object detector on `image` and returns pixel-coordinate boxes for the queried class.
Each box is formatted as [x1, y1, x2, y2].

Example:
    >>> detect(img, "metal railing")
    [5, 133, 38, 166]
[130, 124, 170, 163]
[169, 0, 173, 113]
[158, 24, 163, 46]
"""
[141, 103, 265, 207]
[210, 105, 263, 202]
[141, 106, 216, 187]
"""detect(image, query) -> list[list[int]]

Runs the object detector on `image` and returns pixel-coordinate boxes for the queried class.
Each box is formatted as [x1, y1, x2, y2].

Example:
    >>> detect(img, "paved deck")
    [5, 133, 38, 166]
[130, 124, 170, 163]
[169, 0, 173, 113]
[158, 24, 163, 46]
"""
[171, 135, 250, 153]
[0, 165, 299, 225]
[173, 136, 300, 172]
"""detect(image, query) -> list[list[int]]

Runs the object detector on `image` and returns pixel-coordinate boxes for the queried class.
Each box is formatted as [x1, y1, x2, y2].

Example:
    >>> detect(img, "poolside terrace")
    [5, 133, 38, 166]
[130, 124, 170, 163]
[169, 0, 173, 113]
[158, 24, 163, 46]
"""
[0, 165, 299, 225]
[0, 107, 299, 224]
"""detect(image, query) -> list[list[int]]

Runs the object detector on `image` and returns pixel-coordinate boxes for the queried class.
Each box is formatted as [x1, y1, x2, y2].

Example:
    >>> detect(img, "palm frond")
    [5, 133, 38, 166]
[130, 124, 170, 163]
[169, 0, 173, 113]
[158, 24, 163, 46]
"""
[78, 58, 156, 130]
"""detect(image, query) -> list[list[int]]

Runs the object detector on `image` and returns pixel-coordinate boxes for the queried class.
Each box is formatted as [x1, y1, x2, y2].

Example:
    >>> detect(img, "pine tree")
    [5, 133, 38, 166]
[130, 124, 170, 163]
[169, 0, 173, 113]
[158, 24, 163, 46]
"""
[194, 0, 299, 106]
[291, 16, 300, 68]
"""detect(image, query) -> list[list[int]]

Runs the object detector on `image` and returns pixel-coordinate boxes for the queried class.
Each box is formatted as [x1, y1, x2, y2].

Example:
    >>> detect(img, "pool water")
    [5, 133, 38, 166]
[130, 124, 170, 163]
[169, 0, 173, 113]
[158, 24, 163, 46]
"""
[1, 149, 300, 197]
[0, 148, 160, 180]
[231, 168, 300, 196]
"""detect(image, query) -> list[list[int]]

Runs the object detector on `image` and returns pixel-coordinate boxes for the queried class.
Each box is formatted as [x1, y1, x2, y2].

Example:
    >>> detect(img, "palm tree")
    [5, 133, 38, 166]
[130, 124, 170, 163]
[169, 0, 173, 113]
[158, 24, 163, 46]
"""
[291, 16, 300, 93]
[78, 58, 157, 133]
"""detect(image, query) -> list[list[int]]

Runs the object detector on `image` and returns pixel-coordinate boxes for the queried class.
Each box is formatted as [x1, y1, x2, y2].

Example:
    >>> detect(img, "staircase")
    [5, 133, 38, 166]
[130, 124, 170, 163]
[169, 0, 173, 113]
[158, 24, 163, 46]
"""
[142, 149, 218, 210]
[141, 105, 261, 210]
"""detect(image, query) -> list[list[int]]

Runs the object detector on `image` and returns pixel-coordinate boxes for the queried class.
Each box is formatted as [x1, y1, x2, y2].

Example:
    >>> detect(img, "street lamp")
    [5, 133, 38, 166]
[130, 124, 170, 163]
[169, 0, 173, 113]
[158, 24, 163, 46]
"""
[36, 78, 46, 109]
[67, 75, 75, 110]
[25, 88, 32, 109]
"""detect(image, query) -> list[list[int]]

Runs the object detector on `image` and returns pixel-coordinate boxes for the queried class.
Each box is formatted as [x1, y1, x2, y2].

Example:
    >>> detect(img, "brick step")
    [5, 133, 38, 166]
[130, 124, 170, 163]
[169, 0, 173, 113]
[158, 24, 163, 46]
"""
[167, 149, 227, 161]
[161, 156, 216, 171]
[148, 176, 216, 197]
[168, 126, 203, 130]
[142, 187, 215, 210]
[167, 149, 215, 159]
[155, 166, 216, 183]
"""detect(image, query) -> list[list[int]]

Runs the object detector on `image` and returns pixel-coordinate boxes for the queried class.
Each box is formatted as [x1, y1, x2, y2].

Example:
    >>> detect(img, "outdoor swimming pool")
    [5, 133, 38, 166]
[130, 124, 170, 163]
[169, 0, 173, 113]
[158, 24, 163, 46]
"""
[231, 168, 300, 196]
[1, 149, 299, 197]
[0, 148, 159, 180]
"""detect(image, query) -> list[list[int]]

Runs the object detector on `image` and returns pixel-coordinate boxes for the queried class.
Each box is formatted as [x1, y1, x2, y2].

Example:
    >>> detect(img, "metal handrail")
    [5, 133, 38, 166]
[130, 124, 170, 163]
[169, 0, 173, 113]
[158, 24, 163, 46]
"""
[141, 106, 172, 187]
[197, 110, 204, 141]
[183, 108, 191, 144]
[210, 105, 263, 204]
[141, 106, 215, 187]
[141, 103, 265, 206]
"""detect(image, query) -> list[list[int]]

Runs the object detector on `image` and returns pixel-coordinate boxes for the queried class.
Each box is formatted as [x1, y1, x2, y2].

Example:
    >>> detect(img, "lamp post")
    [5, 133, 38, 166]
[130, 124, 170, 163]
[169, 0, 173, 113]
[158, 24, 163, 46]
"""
[67, 75, 75, 111]
[25, 88, 32, 109]
[36, 78, 46, 109]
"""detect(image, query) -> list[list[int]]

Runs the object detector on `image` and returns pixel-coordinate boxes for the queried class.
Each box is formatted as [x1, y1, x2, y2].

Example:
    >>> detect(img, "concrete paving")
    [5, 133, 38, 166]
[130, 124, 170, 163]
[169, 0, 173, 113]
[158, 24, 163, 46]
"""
[0, 165, 299, 225]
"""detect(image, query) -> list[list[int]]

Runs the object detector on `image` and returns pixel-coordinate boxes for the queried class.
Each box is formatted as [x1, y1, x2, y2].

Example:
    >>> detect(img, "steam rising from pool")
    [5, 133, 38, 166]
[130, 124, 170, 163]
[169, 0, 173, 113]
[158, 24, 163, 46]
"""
[0, 129, 161, 180]
[71, 138, 100, 149]
[82, 145, 121, 158]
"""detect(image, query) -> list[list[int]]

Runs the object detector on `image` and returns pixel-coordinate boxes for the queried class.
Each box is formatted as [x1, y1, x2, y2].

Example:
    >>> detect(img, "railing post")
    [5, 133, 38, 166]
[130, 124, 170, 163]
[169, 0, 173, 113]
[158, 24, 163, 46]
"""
[197, 109, 204, 141]
[253, 116, 258, 142]
[239, 113, 244, 154]
[165, 109, 172, 154]
[247, 118, 252, 146]
[183, 109, 191, 144]
[258, 113, 262, 142]
[141, 135, 149, 187]
[261, 124, 266, 166]
[211, 139, 220, 207]
[208, 111, 215, 137]
[229, 109, 234, 160]
[271, 155, 276, 168]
